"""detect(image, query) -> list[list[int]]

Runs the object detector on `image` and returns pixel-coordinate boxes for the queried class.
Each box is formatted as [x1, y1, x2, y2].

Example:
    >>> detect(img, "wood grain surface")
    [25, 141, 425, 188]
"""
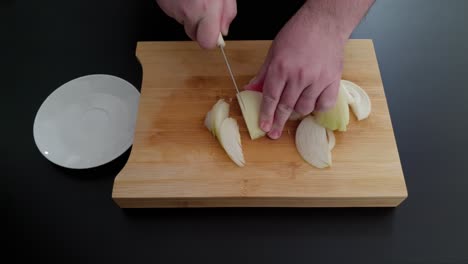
[112, 40, 407, 208]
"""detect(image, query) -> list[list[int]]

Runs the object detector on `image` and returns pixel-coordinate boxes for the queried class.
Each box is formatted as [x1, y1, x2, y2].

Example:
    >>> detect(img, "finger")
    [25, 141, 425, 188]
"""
[244, 47, 273, 92]
[195, 2, 223, 49]
[315, 79, 340, 112]
[259, 66, 286, 133]
[183, 19, 197, 40]
[268, 81, 303, 139]
[244, 78, 265, 92]
[294, 83, 323, 115]
[221, 0, 237, 36]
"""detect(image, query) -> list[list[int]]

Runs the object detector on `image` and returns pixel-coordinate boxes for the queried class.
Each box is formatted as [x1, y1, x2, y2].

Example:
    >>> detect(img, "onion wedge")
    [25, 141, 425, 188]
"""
[296, 116, 332, 169]
[207, 99, 229, 137]
[342, 82, 356, 104]
[237, 90, 266, 140]
[341, 80, 371, 121]
[327, 129, 335, 151]
[204, 110, 213, 133]
[205, 99, 245, 167]
[218, 117, 245, 167]
[315, 83, 350, 132]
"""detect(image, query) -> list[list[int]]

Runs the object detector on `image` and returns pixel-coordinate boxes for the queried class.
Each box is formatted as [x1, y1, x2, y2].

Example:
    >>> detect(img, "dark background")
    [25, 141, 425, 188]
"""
[8, 0, 468, 263]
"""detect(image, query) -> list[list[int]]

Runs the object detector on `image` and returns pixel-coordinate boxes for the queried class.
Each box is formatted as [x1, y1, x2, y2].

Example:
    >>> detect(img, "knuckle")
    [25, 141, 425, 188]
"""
[297, 68, 307, 83]
[277, 103, 294, 114]
[272, 58, 288, 75]
[322, 68, 341, 84]
[295, 107, 310, 116]
[261, 96, 278, 120]
[295, 101, 315, 116]
[300, 88, 317, 100]
[263, 93, 279, 104]
[318, 98, 337, 111]
[180, 3, 192, 19]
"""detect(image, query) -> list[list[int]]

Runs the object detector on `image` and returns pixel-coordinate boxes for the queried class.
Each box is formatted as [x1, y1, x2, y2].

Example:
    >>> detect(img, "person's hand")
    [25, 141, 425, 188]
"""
[156, 0, 237, 49]
[245, 0, 374, 139]
[245, 5, 344, 139]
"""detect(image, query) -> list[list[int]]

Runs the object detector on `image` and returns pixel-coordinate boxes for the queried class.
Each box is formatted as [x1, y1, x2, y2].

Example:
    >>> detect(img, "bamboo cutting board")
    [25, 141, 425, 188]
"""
[112, 40, 407, 208]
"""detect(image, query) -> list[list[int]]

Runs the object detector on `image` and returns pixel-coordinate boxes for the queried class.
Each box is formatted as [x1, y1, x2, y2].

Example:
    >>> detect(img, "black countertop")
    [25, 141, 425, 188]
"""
[9, 0, 468, 263]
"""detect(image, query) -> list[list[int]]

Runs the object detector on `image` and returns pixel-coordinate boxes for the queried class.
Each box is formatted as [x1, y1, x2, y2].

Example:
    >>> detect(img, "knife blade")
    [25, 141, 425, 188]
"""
[217, 34, 246, 111]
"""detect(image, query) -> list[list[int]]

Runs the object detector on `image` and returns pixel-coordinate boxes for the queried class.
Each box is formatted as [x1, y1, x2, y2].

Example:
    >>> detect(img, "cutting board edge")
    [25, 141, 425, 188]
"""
[112, 195, 407, 208]
[135, 38, 374, 49]
[111, 164, 408, 204]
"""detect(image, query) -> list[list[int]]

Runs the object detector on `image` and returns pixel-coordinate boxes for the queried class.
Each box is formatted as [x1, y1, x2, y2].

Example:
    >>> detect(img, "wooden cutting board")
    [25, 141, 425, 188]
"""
[112, 40, 407, 208]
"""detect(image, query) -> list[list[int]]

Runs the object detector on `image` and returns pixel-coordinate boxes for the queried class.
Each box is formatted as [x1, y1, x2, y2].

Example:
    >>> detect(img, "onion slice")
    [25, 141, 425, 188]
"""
[342, 83, 356, 104]
[205, 99, 245, 167]
[296, 116, 332, 169]
[341, 80, 371, 121]
[237, 90, 266, 140]
[210, 99, 230, 137]
[204, 110, 213, 133]
[315, 83, 350, 132]
[218, 117, 245, 167]
[327, 129, 335, 151]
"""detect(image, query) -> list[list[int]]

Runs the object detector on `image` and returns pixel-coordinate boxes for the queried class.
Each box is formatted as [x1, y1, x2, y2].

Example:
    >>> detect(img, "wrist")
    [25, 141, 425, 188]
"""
[302, 0, 374, 43]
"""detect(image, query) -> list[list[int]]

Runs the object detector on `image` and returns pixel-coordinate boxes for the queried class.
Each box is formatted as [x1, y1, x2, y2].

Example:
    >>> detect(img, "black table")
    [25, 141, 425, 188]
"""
[9, 0, 468, 263]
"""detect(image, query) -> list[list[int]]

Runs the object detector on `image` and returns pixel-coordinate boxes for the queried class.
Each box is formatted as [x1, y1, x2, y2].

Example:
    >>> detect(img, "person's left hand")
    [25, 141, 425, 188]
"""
[244, 3, 347, 139]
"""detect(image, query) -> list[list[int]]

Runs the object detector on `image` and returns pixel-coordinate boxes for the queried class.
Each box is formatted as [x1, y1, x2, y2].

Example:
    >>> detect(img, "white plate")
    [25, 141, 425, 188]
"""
[33, 74, 140, 169]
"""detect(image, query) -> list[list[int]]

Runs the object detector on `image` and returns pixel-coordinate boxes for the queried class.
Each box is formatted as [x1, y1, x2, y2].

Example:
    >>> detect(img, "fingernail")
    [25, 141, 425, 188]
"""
[249, 76, 257, 84]
[260, 120, 271, 132]
[269, 130, 281, 139]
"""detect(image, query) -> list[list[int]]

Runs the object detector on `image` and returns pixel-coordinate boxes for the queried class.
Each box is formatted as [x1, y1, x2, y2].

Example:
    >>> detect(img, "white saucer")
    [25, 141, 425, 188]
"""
[33, 74, 140, 169]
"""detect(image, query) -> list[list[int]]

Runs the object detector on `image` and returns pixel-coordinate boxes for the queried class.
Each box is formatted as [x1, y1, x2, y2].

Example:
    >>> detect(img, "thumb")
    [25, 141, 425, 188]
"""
[221, 0, 237, 36]
[196, 17, 222, 49]
[195, 2, 223, 49]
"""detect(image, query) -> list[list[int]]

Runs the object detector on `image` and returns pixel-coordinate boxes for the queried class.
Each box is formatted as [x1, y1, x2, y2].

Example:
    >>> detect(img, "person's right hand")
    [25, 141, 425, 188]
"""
[156, 0, 237, 49]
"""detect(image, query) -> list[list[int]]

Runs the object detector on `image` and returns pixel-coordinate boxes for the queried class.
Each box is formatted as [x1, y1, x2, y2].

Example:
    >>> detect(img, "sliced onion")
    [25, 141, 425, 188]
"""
[218, 117, 245, 167]
[342, 82, 356, 104]
[315, 83, 350, 132]
[327, 129, 335, 151]
[296, 116, 332, 169]
[205, 100, 245, 167]
[237, 90, 266, 140]
[204, 110, 213, 134]
[341, 80, 371, 121]
[211, 99, 230, 137]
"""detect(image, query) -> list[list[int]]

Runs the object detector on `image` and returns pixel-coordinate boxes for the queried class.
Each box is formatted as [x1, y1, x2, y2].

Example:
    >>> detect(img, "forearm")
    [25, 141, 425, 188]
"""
[302, 0, 375, 41]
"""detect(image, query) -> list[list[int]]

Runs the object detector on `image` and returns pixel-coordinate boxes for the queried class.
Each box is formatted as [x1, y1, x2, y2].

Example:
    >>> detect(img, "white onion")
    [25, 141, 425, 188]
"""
[218, 117, 245, 167]
[341, 80, 371, 121]
[296, 116, 332, 169]
[237, 90, 266, 140]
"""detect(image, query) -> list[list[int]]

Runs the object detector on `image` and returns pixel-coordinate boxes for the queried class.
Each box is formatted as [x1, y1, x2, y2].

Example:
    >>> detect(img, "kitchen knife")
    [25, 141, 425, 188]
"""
[217, 34, 246, 111]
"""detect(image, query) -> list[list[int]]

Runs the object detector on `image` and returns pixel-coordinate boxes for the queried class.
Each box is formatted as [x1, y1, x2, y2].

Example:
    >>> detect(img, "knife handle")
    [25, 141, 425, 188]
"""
[217, 33, 226, 47]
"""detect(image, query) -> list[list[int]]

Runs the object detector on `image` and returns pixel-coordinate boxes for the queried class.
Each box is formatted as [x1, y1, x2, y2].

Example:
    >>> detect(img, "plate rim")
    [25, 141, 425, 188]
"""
[33, 74, 140, 169]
